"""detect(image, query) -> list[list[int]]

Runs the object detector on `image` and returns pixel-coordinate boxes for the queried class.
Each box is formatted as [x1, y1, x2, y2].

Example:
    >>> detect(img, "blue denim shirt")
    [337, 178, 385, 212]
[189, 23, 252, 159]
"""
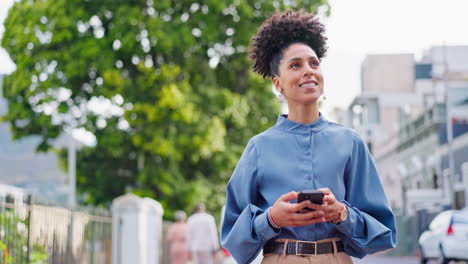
[221, 114, 397, 263]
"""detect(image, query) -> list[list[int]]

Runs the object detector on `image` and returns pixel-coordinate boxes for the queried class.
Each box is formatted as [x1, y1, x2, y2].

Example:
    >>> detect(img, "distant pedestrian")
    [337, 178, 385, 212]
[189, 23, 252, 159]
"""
[187, 203, 220, 264]
[166, 210, 190, 264]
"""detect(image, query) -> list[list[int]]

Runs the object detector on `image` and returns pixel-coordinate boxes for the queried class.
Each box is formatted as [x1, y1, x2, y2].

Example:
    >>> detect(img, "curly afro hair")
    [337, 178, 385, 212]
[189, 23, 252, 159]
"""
[249, 9, 328, 79]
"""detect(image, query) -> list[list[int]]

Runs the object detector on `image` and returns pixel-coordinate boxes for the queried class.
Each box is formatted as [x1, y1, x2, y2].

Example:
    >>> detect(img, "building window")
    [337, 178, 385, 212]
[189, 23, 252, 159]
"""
[455, 190, 465, 209]
[367, 142, 372, 155]
[432, 169, 439, 189]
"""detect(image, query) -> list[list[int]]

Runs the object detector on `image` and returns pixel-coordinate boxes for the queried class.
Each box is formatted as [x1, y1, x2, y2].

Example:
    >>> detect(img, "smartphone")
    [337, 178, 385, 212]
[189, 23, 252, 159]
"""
[297, 190, 324, 212]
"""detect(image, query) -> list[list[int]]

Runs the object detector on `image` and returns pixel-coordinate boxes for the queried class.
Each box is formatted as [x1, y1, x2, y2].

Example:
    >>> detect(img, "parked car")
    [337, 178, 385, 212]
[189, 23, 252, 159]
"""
[418, 208, 468, 264]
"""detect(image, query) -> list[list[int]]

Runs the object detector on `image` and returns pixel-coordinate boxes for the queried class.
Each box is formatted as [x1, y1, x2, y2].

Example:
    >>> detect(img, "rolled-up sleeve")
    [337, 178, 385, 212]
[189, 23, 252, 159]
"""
[336, 133, 397, 258]
[221, 139, 280, 263]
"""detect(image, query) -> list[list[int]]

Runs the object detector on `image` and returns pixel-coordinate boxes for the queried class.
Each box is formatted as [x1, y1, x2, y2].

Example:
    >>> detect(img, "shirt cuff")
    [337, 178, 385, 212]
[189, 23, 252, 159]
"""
[254, 209, 281, 241]
[334, 201, 355, 236]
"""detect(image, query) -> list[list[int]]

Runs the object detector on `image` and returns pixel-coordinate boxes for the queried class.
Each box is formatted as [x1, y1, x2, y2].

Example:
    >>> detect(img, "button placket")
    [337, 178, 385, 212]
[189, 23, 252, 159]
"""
[308, 129, 316, 187]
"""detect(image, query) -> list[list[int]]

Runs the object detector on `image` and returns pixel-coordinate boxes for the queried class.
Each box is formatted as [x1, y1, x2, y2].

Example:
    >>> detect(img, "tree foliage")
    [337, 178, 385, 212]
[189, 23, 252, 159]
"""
[2, 0, 329, 218]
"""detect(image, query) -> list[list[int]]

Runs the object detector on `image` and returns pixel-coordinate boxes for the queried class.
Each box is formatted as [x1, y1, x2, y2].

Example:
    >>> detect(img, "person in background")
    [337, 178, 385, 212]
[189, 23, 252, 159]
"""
[221, 9, 397, 264]
[166, 210, 190, 264]
[187, 203, 220, 264]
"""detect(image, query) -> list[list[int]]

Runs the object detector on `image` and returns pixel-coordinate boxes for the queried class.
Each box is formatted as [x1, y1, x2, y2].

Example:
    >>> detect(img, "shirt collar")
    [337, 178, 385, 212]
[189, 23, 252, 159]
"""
[274, 113, 328, 133]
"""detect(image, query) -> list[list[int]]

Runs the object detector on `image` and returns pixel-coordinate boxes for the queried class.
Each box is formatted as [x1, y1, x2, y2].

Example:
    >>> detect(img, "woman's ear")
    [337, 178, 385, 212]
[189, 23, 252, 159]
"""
[272, 76, 280, 93]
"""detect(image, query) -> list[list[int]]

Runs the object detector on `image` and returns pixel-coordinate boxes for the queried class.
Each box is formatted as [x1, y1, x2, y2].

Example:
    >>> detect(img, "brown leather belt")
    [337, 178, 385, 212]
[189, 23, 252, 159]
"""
[263, 240, 344, 256]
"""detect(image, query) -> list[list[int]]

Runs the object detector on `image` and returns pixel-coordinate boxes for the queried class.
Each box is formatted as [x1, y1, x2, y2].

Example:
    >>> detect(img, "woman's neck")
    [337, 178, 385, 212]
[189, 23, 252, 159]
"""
[287, 103, 319, 124]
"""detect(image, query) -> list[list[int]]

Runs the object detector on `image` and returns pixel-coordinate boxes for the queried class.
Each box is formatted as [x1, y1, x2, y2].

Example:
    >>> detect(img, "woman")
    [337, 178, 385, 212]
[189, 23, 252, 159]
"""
[166, 210, 190, 264]
[221, 9, 397, 264]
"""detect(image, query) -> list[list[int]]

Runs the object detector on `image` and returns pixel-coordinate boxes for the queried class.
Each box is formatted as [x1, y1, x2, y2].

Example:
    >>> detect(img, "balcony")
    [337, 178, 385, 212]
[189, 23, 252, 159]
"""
[398, 104, 445, 151]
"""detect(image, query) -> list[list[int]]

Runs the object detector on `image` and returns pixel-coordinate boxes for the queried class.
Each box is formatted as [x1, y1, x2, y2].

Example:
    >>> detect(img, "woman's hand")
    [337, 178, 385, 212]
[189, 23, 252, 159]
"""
[317, 188, 346, 222]
[269, 191, 326, 227]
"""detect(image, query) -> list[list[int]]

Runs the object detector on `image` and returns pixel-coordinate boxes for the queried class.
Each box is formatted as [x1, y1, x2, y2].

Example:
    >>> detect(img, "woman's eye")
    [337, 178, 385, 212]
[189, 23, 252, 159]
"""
[311, 61, 320, 67]
[291, 63, 300, 69]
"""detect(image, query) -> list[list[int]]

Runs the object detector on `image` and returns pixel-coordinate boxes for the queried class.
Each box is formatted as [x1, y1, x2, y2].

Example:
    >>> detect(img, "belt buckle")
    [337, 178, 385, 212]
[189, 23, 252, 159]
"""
[295, 241, 317, 256]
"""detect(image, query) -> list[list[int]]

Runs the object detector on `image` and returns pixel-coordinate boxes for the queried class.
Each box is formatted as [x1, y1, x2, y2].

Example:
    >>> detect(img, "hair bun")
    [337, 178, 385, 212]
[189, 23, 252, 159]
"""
[249, 9, 328, 78]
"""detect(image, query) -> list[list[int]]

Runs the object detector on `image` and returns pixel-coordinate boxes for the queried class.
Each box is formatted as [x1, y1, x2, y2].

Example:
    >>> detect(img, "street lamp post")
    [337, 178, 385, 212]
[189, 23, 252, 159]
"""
[68, 131, 76, 209]
[67, 130, 77, 263]
[442, 44, 456, 209]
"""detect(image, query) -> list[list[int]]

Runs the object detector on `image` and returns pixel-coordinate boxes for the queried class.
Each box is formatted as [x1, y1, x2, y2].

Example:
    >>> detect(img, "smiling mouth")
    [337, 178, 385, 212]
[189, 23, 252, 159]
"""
[299, 82, 317, 88]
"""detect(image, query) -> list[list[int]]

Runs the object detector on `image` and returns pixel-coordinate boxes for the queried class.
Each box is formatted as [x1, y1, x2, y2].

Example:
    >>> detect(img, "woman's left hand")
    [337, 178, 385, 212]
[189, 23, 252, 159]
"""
[317, 188, 345, 222]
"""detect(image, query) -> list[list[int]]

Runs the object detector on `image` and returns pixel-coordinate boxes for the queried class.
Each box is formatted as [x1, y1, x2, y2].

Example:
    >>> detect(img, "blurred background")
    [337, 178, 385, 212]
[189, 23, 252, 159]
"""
[1, 0, 468, 263]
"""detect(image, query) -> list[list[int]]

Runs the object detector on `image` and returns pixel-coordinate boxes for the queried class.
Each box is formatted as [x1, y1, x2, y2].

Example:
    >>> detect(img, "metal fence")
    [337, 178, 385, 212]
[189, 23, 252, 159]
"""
[0, 194, 112, 264]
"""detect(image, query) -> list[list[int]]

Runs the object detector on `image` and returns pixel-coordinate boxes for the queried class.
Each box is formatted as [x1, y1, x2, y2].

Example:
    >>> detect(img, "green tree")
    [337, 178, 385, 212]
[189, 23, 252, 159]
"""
[1, 0, 329, 218]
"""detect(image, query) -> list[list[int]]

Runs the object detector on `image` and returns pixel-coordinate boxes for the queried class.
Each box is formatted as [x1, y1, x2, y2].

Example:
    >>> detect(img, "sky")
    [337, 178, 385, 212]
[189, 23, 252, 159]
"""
[320, 0, 468, 115]
[1, 0, 468, 116]
[0, 0, 15, 74]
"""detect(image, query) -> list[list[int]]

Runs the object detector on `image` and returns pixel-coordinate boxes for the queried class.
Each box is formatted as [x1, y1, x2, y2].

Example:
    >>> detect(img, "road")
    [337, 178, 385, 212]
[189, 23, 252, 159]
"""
[353, 255, 468, 264]
[352, 255, 419, 264]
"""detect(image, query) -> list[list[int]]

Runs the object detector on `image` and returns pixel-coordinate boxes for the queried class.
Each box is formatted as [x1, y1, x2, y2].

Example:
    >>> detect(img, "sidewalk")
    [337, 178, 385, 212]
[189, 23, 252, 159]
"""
[352, 255, 418, 264]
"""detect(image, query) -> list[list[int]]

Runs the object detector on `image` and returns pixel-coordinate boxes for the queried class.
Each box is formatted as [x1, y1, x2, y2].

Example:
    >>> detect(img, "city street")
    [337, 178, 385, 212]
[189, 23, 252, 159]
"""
[354, 255, 468, 264]
[353, 255, 419, 264]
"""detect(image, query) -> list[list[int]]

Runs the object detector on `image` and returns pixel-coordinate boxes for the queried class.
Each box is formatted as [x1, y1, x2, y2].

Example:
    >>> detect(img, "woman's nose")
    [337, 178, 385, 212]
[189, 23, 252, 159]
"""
[303, 64, 314, 77]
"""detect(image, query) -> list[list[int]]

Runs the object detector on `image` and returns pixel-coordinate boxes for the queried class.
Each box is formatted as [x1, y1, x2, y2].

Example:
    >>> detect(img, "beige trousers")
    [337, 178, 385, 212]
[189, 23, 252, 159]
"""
[261, 238, 353, 264]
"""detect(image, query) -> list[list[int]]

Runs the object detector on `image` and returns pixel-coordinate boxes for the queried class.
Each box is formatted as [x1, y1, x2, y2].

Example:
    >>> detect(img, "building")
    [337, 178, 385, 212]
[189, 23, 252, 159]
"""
[347, 53, 424, 210]
[347, 46, 468, 214]
[0, 183, 26, 208]
[398, 101, 468, 213]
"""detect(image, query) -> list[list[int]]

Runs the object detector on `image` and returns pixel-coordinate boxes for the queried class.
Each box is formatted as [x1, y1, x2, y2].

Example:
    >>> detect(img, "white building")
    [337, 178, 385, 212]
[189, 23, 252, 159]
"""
[0, 183, 26, 207]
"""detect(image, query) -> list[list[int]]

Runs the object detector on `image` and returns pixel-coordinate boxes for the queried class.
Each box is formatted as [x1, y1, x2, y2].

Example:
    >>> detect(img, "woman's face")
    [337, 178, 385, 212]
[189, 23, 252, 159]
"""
[273, 43, 324, 106]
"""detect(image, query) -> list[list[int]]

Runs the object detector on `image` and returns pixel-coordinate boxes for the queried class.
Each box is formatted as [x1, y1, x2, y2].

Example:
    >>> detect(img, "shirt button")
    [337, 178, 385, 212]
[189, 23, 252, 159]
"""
[305, 151, 310, 156]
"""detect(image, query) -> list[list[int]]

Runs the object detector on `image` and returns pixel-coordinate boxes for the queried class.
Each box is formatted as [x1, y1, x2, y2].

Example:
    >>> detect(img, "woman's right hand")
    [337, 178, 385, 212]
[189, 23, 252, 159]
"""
[269, 191, 326, 227]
